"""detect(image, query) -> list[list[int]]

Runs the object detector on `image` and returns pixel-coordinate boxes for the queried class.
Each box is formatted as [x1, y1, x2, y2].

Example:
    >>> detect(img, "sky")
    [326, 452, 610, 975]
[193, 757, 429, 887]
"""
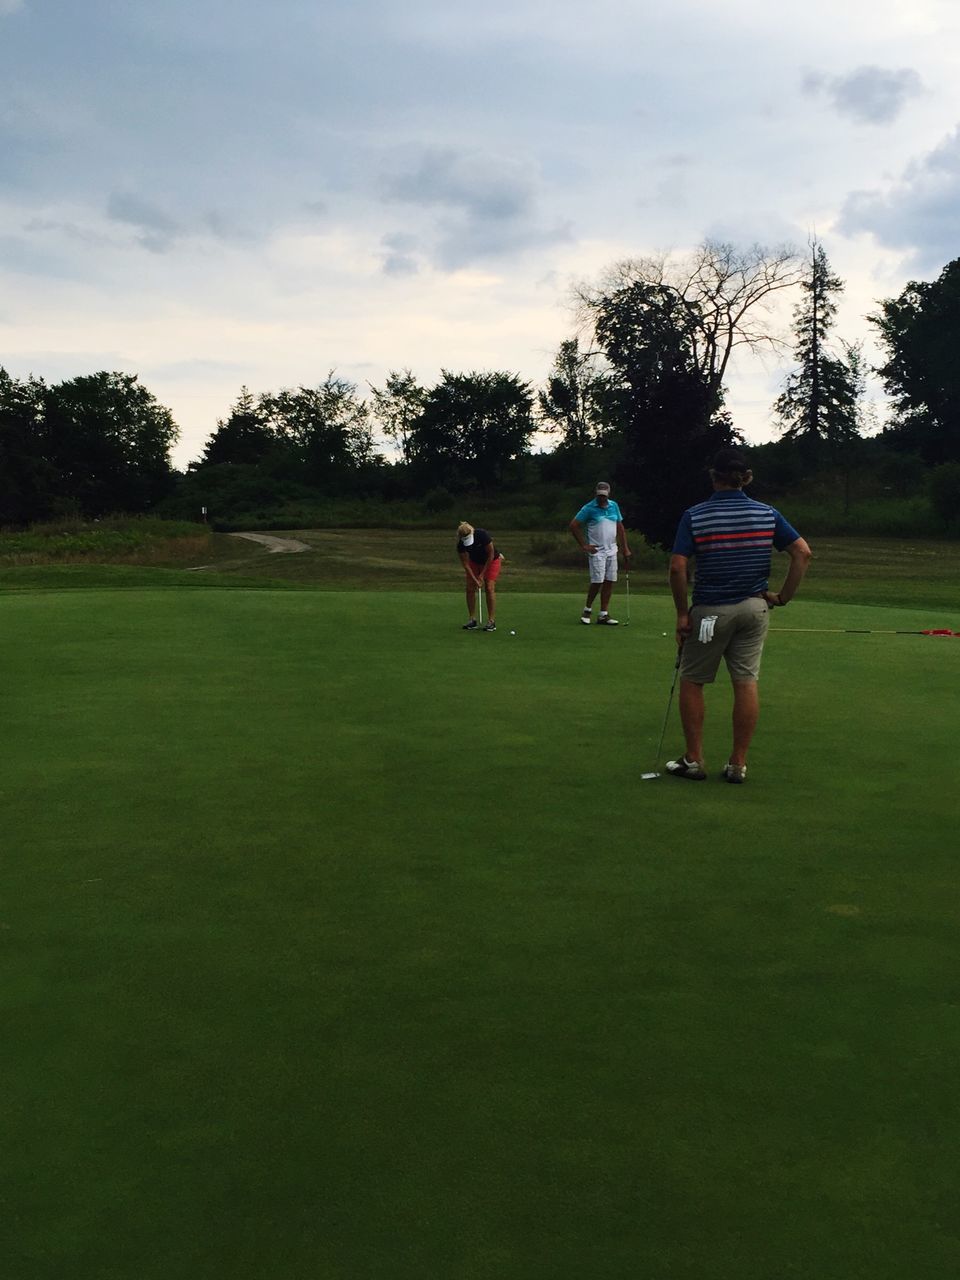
[2, 0, 960, 468]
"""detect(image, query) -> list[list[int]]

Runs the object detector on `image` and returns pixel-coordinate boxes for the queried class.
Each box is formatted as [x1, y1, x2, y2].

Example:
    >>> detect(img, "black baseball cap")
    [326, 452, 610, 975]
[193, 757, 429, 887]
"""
[711, 447, 750, 472]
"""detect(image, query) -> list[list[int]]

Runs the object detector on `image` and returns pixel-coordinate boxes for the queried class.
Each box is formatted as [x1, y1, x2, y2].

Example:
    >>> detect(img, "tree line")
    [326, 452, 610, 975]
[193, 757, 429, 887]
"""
[4, 241, 960, 546]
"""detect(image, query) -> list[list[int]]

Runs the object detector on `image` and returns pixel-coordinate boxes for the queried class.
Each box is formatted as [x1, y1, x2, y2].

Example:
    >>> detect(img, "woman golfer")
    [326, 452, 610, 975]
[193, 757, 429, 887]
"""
[457, 521, 502, 632]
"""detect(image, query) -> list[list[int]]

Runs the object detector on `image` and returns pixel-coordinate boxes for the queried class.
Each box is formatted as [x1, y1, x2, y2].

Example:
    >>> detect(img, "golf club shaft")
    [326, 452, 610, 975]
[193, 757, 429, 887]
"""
[652, 646, 683, 768]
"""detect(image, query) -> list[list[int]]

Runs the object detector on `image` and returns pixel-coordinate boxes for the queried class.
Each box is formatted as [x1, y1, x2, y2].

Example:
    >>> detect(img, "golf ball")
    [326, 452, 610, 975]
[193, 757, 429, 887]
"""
[662, 631, 667, 636]
[510, 629, 516, 635]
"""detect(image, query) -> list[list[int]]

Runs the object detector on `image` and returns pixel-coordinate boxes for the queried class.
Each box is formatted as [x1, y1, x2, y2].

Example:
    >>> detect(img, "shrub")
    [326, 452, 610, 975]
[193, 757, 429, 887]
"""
[0, 517, 211, 564]
[423, 486, 455, 514]
[929, 462, 960, 529]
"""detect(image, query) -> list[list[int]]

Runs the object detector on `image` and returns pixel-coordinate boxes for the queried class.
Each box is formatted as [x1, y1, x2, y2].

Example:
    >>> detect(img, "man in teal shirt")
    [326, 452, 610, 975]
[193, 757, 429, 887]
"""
[569, 482, 632, 625]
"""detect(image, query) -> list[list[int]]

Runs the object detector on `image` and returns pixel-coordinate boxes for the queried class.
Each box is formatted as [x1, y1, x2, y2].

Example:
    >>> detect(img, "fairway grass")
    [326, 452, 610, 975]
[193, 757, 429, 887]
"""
[3, 587, 959, 1278]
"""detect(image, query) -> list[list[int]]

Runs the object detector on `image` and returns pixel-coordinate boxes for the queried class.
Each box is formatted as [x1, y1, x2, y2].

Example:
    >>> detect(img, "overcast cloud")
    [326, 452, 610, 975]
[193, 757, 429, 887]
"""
[803, 66, 924, 125]
[1, 0, 960, 464]
[839, 125, 960, 271]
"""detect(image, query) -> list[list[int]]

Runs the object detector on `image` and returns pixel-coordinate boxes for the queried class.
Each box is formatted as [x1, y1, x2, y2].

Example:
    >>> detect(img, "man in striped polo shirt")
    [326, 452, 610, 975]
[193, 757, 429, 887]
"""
[665, 448, 812, 783]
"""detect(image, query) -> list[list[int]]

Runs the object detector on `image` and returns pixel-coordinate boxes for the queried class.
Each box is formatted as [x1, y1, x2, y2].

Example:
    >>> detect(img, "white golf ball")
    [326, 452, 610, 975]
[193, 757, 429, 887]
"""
[662, 631, 667, 636]
[510, 629, 516, 635]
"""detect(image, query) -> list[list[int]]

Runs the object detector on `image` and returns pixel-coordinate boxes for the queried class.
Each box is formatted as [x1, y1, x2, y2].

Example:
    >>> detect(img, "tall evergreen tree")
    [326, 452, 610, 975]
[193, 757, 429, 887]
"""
[774, 242, 859, 453]
[199, 387, 277, 467]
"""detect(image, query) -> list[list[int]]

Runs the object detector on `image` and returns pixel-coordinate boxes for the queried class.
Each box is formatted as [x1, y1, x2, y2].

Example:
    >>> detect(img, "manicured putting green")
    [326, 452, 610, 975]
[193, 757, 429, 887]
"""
[2, 588, 959, 1279]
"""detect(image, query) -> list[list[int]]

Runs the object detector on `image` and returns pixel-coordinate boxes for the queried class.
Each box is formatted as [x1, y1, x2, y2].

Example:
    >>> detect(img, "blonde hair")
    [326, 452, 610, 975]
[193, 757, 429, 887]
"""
[457, 521, 474, 538]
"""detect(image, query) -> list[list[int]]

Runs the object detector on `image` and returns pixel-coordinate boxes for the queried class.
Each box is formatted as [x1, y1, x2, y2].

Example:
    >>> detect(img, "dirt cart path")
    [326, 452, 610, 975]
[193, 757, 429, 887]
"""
[228, 532, 311, 554]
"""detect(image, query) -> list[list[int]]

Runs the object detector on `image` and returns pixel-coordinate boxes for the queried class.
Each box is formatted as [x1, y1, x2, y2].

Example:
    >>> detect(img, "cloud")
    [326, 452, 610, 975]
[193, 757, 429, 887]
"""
[0, 0, 24, 14]
[381, 147, 573, 268]
[382, 148, 535, 222]
[103, 194, 256, 253]
[802, 65, 923, 125]
[838, 125, 960, 269]
[380, 232, 420, 277]
[201, 209, 257, 245]
[24, 216, 117, 248]
[107, 192, 184, 253]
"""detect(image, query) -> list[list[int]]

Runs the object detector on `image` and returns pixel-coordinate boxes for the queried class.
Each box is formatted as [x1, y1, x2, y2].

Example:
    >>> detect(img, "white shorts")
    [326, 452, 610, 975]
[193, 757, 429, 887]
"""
[588, 547, 618, 584]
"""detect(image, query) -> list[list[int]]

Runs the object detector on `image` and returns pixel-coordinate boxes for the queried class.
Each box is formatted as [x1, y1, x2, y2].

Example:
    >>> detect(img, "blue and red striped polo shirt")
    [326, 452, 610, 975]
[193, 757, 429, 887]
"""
[672, 490, 801, 605]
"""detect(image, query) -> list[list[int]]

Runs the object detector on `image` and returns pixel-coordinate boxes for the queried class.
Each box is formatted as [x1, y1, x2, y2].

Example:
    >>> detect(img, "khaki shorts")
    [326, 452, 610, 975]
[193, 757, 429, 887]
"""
[680, 597, 770, 684]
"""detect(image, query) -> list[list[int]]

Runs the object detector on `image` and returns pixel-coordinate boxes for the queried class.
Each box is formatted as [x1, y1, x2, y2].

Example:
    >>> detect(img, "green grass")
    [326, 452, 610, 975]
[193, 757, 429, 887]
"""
[5, 528, 960, 613]
[2, 583, 959, 1278]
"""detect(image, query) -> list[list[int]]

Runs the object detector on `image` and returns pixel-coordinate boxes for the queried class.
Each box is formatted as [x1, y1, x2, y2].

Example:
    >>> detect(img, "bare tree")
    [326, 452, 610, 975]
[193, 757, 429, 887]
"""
[576, 239, 802, 398]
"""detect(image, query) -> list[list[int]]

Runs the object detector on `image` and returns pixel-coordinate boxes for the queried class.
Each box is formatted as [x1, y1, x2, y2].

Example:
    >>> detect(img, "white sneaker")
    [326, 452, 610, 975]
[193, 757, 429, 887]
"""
[580, 610, 592, 625]
[665, 755, 707, 781]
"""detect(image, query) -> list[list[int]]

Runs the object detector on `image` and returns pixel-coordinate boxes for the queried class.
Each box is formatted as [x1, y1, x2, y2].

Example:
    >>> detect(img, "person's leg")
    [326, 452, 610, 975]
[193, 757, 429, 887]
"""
[484, 579, 496, 623]
[584, 581, 601, 609]
[679, 679, 706, 762]
[599, 579, 614, 612]
[465, 578, 477, 620]
[730, 680, 759, 766]
[723, 600, 768, 768]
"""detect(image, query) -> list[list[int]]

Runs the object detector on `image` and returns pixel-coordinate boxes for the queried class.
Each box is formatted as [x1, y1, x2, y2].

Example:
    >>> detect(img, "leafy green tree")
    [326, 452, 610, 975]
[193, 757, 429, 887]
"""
[198, 387, 278, 467]
[409, 371, 535, 488]
[368, 369, 426, 463]
[871, 257, 960, 464]
[538, 338, 620, 448]
[588, 281, 736, 548]
[0, 368, 54, 525]
[774, 242, 860, 456]
[41, 372, 178, 516]
[259, 374, 375, 488]
[578, 241, 799, 546]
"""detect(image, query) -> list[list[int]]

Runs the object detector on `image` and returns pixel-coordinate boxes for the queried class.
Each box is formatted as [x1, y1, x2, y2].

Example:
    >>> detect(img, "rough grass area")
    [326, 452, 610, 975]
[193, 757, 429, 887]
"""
[0, 517, 212, 566]
[179, 528, 960, 612]
[3, 528, 960, 614]
[2, 587, 959, 1279]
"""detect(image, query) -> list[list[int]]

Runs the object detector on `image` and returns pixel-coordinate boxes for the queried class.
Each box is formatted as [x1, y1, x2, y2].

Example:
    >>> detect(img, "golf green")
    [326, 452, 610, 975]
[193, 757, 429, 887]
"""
[2, 588, 959, 1278]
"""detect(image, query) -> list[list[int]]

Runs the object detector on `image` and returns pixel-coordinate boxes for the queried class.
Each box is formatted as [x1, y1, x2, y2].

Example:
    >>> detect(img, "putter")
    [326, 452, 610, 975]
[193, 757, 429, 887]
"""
[477, 582, 483, 626]
[624, 571, 630, 625]
[641, 644, 683, 780]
